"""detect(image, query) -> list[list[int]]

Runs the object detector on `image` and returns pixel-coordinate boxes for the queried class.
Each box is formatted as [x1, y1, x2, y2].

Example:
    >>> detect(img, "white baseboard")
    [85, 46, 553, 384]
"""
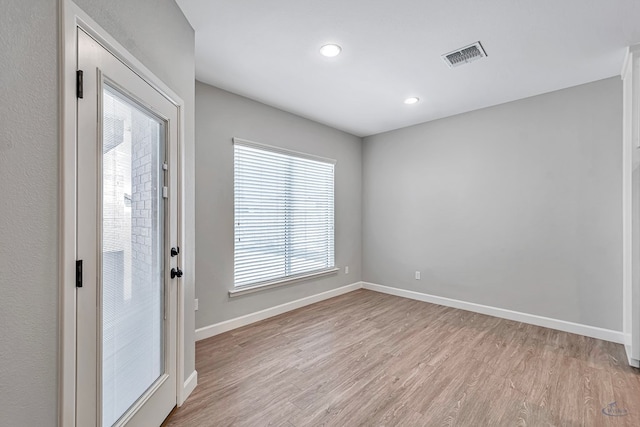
[195, 282, 363, 341]
[362, 282, 625, 344]
[180, 370, 198, 406]
[195, 280, 624, 346]
[625, 344, 640, 367]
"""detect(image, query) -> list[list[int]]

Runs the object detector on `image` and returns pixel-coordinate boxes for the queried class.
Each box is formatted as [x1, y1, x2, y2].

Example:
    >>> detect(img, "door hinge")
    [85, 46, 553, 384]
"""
[76, 260, 83, 288]
[76, 70, 84, 99]
[163, 186, 168, 198]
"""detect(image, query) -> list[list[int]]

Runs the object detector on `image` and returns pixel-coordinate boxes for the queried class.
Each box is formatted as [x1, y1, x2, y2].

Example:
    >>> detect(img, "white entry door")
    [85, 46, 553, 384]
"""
[76, 28, 179, 427]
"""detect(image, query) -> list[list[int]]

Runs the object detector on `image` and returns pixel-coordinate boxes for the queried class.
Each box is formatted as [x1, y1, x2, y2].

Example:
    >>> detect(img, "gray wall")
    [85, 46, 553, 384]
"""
[363, 77, 623, 331]
[195, 82, 362, 328]
[0, 1, 59, 424]
[0, 0, 195, 424]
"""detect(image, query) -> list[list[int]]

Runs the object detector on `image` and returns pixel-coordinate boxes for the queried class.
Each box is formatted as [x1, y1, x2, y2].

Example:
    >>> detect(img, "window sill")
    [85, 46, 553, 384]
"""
[229, 268, 339, 298]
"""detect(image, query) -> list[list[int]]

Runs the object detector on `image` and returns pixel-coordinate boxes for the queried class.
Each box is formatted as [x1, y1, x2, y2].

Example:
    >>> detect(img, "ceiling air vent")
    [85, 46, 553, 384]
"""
[441, 41, 487, 68]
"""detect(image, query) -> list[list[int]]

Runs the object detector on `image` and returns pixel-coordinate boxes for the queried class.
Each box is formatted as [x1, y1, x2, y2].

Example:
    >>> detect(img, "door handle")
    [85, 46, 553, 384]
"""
[171, 267, 183, 279]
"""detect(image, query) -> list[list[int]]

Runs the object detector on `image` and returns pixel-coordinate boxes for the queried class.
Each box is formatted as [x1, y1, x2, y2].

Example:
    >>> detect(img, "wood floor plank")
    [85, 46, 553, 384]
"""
[165, 290, 640, 426]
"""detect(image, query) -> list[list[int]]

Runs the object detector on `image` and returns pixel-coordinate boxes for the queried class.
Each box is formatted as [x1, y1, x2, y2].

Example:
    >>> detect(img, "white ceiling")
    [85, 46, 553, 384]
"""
[176, 0, 640, 137]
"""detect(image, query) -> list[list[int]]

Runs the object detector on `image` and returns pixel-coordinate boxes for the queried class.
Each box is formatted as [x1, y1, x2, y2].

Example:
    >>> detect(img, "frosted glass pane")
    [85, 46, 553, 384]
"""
[102, 84, 165, 427]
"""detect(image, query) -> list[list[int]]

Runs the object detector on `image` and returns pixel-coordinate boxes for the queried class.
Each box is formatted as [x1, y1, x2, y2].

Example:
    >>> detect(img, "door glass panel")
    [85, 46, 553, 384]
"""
[102, 84, 165, 427]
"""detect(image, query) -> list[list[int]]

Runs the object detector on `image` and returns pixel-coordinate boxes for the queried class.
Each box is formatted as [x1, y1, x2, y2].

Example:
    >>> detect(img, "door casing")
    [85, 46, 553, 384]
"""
[59, 2, 187, 425]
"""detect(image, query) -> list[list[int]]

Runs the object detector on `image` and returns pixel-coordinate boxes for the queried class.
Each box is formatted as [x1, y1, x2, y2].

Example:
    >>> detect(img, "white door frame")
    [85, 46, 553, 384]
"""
[622, 44, 640, 369]
[59, 1, 187, 425]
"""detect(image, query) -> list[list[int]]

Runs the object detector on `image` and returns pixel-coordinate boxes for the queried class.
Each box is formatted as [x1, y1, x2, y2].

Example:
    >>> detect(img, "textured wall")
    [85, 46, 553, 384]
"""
[195, 82, 362, 328]
[0, 0, 59, 424]
[363, 77, 623, 331]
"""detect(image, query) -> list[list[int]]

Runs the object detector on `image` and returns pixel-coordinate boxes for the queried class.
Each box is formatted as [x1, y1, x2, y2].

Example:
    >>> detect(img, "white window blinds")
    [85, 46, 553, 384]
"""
[234, 138, 336, 288]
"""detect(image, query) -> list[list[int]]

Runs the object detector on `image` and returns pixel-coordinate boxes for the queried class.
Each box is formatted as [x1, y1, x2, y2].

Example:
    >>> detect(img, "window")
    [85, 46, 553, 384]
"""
[233, 138, 336, 289]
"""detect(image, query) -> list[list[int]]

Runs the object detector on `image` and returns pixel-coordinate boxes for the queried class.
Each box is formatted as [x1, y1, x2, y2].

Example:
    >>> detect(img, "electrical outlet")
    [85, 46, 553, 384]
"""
[345, 266, 349, 274]
[415, 271, 421, 280]
[194, 298, 198, 311]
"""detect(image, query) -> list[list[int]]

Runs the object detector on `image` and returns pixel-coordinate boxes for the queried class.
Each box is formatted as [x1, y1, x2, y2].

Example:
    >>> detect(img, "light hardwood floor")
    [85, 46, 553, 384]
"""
[165, 289, 640, 426]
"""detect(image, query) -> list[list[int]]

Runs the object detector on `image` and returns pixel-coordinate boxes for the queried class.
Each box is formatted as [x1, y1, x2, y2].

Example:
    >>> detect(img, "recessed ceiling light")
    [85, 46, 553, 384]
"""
[404, 97, 420, 105]
[320, 44, 342, 57]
